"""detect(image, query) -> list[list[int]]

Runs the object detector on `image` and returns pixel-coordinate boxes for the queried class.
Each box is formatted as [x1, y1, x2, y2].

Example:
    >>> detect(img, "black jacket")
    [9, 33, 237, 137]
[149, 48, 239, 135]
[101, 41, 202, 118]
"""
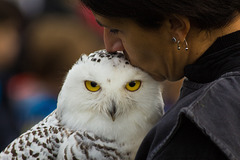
[135, 31, 240, 160]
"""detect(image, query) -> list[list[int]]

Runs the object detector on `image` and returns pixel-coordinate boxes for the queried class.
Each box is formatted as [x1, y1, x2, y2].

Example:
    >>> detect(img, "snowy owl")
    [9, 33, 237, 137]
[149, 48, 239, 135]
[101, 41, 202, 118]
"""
[0, 49, 164, 160]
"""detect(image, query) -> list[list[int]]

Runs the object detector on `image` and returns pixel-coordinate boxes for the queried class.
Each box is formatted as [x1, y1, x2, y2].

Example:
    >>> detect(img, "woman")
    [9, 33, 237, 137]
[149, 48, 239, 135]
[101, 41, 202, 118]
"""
[80, 0, 240, 159]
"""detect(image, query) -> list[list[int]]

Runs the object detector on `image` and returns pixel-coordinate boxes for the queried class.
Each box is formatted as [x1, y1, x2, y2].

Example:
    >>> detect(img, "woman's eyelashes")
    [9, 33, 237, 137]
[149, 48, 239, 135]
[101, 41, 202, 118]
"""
[110, 28, 120, 34]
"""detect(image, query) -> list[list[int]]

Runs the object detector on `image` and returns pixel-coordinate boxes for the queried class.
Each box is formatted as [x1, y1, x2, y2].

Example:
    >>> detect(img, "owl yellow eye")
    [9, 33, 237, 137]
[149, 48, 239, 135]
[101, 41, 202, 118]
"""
[85, 81, 101, 92]
[125, 80, 141, 92]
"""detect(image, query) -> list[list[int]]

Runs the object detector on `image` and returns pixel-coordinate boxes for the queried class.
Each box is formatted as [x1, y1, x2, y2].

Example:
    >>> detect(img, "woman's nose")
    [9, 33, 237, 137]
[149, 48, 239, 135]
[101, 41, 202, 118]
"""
[104, 28, 124, 52]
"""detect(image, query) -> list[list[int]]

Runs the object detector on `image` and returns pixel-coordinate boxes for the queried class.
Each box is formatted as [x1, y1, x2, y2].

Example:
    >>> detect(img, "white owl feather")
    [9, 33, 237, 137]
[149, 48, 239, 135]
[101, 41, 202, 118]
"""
[0, 49, 164, 160]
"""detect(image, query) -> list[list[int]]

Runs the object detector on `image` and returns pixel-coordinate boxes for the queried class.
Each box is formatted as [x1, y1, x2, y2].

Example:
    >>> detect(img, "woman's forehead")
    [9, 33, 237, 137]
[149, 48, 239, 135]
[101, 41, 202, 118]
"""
[94, 14, 132, 28]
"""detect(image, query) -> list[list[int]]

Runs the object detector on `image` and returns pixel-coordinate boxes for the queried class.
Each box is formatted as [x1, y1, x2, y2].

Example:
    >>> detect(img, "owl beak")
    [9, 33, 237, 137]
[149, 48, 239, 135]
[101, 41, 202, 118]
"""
[108, 101, 117, 121]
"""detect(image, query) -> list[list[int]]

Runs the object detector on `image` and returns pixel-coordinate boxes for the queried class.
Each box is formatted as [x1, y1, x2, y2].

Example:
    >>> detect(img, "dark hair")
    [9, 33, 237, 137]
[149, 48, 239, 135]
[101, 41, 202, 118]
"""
[80, 0, 240, 30]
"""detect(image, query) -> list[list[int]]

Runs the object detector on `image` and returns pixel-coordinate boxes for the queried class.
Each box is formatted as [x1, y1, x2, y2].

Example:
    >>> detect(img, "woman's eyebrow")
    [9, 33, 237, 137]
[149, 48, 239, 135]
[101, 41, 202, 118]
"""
[96, 19, 107, 27]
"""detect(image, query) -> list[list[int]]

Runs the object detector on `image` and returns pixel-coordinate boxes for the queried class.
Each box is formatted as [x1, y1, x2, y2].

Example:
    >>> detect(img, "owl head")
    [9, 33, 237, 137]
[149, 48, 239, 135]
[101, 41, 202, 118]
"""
[57, 49, 164, 142]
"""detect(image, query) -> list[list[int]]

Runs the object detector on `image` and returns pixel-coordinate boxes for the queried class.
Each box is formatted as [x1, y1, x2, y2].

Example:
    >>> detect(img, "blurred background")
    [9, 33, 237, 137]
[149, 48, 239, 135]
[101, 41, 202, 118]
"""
[0, 0, 183, 150]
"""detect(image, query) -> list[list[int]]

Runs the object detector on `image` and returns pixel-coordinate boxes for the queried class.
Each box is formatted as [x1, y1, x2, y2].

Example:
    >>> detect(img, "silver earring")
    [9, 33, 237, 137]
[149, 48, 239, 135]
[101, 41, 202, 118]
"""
[184, 39, 188, 51]
[172, 37, 181, 50]
[172, 37, 177, 42]
[177, 40, 181, 50]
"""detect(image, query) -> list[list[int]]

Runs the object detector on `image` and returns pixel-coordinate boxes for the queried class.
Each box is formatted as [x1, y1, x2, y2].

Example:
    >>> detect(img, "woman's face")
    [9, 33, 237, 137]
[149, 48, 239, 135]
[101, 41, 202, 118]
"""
[94, 14, 187, 81]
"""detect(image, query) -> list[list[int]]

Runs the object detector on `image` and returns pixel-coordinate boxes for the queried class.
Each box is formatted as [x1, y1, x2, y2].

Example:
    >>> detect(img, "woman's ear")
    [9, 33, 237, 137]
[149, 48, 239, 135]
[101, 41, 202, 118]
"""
[168, 15, 190, 42]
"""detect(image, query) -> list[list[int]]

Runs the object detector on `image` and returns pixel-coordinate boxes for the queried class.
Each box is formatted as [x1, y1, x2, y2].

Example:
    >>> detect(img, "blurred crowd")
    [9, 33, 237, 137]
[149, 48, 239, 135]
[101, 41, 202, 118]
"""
[0, 0, 183, 150]
[0, 0, 104, 150]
